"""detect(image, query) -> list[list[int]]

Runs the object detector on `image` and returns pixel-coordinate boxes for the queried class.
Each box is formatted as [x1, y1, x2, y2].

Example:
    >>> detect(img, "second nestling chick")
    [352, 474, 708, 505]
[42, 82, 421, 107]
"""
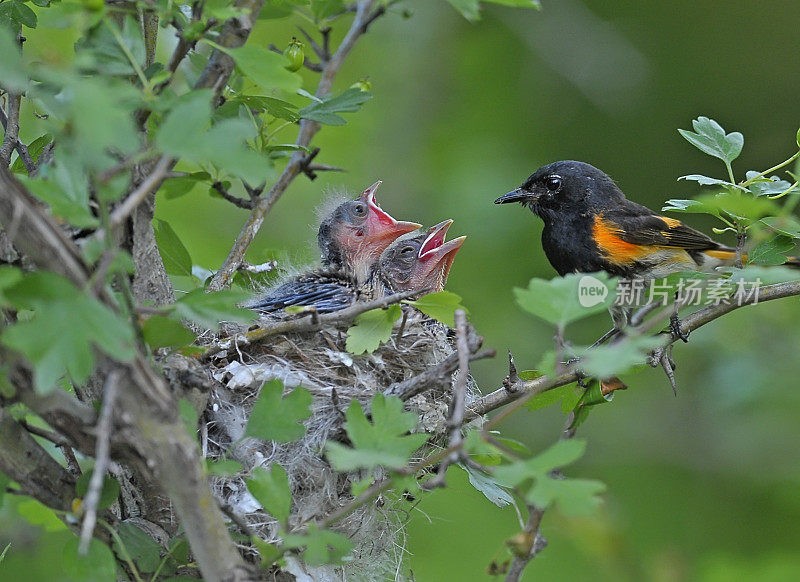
[245, 181, 420, 314]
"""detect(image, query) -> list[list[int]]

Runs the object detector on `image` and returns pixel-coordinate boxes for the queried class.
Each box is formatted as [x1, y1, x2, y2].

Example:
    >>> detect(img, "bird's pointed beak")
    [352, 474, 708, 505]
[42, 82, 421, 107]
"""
[415, 220, 466, 292]
[494, 188, 531, 204]
[359, 180, 422, 240]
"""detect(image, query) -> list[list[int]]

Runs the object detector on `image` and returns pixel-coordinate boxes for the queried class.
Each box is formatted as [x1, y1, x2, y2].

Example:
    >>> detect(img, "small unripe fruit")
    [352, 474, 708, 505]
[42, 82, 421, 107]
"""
[350, 77, 372, 92]
[284, 38, 304, 72]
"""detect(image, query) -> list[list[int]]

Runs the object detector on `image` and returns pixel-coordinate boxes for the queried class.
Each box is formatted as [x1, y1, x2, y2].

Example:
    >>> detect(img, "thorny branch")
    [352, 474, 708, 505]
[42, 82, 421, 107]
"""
[208, 0, 384, 291]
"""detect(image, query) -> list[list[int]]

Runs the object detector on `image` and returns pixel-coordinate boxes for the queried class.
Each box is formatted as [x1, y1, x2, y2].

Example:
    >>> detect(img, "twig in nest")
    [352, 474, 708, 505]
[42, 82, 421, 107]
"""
[79, 369, 121, 554]
[423, 309, 470, 490]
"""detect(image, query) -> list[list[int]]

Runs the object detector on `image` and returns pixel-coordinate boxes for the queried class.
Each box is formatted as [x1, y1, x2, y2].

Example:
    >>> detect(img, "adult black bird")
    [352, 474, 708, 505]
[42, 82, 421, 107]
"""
[494, 160, 768, 336]
[246, 182, 420, 314]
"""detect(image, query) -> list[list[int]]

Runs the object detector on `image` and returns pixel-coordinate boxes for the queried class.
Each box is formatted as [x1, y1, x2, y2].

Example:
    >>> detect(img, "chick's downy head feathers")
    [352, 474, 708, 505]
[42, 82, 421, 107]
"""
[379, 219, 465, 295]
[318, 181, 421, 282]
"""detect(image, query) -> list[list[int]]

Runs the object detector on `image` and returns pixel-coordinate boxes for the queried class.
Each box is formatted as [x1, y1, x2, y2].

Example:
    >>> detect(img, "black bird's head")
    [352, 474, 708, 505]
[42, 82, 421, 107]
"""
[318, 181, 421, 282]
[494, 160, 625, 222]
[379, 220, 466, 294]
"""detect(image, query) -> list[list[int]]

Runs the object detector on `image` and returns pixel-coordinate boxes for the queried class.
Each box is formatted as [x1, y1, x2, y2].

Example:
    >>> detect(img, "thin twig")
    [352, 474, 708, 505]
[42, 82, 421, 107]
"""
[504, 505, 547, 582]
[201, 288, 419, 360]
[0, 93, 21, 167]
[18, 419, 70, 446]
[211, 182, 254, 209]
[79, 370, 121, 554]
[108, 155, 172, 228]
[467, 279, 800, 421]
[424, 310, 470, 490]
[207, 0, 381, 291]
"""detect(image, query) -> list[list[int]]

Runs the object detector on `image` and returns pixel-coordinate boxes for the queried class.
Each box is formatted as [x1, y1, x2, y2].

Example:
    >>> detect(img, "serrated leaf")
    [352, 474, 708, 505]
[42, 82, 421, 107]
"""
[245, 380, 311, 442]
[171, 288, 256, 330]
[114, 522, 162, 573]
[75, 18, 144, 76]
[748, 235, 795, 266]
[75, 471, 120, 511]
[246, 465, 292, 523]
[695, 191, 779, 223]
[345, 304, 402, 354]
[311, 0, 344, 20]
[63, 537, 117, 580]
[570, 335, 663, 379]
[282, 523, 352, 566]
[0, 272, 136, 392]
[678, 116, 743, 164]
[154, 219, 193, 278]
[745, 172, 794, 197]
[326, 394, 428, 470]
[298, 88, 372, 126]
[405, 291, 466, 327]
[224, 44, 302, 93]
[662, 199, 713, 214]
[484, 0, 541, 7]
[142, 315, 196, 350]
[459, 464, 514, 507]
[494, 439, 587, 485]
[514, 272, 615, 327]
[19, 161, 97, 228]
[526, 384, 573, 411]
[760, 216, 800, 239]
[527, 474, 605, 517]
[233, 95, 300, 122]
[678, 174, 741, 189]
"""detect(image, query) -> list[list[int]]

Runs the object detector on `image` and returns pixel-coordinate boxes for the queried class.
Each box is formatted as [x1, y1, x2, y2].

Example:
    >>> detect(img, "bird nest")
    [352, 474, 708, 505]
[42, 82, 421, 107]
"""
[200, 305, 480, 581]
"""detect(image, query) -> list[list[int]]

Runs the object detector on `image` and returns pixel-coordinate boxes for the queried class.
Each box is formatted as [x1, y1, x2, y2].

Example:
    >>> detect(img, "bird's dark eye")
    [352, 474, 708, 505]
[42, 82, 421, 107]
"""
[400, 246, 415, 257]
[351, 202, 367, 216]
[545, 176, 562, 192]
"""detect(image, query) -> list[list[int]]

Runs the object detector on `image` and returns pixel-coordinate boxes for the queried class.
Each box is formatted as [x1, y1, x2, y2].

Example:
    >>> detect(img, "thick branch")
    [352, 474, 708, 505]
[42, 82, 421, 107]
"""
[467, 279, 800, 421]
[207, 0, 379, 291]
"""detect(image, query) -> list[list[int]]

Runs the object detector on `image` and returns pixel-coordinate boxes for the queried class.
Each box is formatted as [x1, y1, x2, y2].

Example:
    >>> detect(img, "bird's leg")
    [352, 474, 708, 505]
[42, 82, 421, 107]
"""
[669, 312, 689, 342]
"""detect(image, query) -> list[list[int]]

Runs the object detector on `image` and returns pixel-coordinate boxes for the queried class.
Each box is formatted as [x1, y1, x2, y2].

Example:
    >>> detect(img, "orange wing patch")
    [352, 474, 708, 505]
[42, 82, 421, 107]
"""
[658, 215, 683, 228]
[592, 216, 655, 265]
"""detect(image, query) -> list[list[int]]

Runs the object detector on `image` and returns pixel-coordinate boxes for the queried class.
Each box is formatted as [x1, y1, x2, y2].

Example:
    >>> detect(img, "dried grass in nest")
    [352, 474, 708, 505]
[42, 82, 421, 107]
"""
[201, 306, 481, 581]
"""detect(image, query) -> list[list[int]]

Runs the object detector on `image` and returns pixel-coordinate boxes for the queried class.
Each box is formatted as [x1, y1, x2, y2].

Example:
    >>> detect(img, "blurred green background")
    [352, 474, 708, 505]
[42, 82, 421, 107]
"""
[13, 0, 800, 579]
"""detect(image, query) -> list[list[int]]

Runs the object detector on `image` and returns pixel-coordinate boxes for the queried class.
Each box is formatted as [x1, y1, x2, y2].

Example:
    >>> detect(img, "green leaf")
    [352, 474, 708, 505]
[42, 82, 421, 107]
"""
[154, 219, 193, 278]
[749, 235, 795, 266]
[0, 0, 37, 29]
[161, 172, 210, 200]
[75, 18, 145, 76]
[326, 394, 428, 471]
[484, 0, 541, 7]
[178, 398, 199, 439]
[459, 464, 514, 507]
[696, 191, 780, 223]
[678, 116, 743, 164]
[19, 160, 97, 228]
[661, 199, 713, 214]
[311, 0, 344, 20]
[526, 384, 575, 411]
[571, 335, 663, 379]
[246, 465, 292, 523]
[63, 537, 117, 580]
[156, 90, 274, 184]
[298, 88, 372, 126]
[0, 27, 26, 91]
[405, 291, 466, 327]
[252, 537, 281, 566]
[678, 174, 742, 189]
[10, 134, 52, 175]
[283, 523, 352, 566]
[205, 459, 243, 477]
[1, 272, 136, 392]
[224, 44, 302, 93]
[345, 304, 402, 354]
[527, 474, 606, 517]
[142, 316, 196, 350]
[114, 522, 162, 573]
[171, 288, 257, 330]
[745, 172, 794, 197]
[760, 216, 800, 239]
[245, 380, 312, 442]
[513, 272, 615, 327]
[75, 472, 120, 511]
[446, 0, 480, 21]
[232, 95, 300, 122]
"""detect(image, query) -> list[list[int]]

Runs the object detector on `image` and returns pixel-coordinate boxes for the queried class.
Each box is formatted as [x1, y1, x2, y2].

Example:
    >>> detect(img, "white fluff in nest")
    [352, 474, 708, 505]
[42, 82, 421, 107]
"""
[204, 307, 481, 581]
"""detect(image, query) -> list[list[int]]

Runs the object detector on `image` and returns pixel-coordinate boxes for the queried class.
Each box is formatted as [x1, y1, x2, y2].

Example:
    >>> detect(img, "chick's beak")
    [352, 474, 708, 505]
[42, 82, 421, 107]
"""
[414, 220, 466, 291]
[359, 180, 421, 245]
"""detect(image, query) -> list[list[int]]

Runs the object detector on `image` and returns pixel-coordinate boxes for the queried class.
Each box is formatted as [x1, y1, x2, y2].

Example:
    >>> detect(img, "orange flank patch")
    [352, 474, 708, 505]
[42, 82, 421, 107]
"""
[659, 215, 683, 228]
[592, 216, 655, 264]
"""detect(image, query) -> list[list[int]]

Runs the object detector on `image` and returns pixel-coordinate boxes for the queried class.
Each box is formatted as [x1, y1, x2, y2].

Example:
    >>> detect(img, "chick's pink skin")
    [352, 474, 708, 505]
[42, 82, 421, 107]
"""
[335, 181, 421, 282]
[410, 219, 466, 292]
